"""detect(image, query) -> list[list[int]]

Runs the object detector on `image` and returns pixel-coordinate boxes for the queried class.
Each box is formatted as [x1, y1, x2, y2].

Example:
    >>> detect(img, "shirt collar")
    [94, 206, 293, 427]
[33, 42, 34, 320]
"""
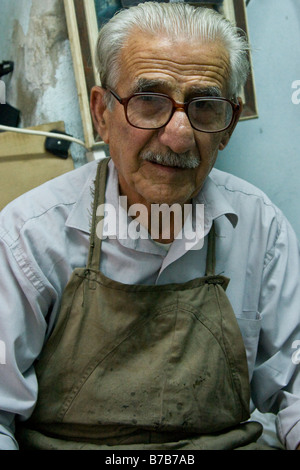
[65, 161, 98, 233]
[196, 167, 238, 231]
[65, 160, 238, 238]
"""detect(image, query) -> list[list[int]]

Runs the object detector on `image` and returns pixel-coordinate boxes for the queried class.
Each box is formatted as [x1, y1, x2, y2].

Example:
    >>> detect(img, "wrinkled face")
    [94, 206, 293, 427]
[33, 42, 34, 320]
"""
[91, 30, 241, 208]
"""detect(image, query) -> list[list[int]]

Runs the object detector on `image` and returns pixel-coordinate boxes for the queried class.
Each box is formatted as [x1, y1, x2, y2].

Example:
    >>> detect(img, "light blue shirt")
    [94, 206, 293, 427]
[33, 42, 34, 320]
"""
[0, 159, 299, 450]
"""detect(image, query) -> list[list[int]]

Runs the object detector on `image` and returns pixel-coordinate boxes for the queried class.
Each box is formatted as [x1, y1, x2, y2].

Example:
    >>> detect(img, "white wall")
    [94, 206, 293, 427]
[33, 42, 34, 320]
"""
[215, 0, 300, 240]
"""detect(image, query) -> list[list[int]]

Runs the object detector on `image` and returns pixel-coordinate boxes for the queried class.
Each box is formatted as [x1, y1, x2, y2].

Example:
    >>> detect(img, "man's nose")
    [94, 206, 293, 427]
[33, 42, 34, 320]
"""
[158, 109, 196, 154]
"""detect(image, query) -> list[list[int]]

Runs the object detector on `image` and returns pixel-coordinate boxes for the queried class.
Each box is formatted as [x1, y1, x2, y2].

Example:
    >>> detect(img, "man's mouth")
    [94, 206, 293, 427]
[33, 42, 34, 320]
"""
[140, 150, 201, 169]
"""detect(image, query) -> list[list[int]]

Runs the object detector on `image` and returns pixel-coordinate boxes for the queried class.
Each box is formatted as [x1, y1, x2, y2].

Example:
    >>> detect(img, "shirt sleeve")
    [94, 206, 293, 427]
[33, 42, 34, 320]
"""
[251, 212, 300, 450]
[0, 233, 51, 450]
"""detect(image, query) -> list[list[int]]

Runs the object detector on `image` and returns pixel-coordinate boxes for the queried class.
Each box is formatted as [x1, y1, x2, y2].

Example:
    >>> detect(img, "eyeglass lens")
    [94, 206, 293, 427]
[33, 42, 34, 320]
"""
[126, 95, 233, 132]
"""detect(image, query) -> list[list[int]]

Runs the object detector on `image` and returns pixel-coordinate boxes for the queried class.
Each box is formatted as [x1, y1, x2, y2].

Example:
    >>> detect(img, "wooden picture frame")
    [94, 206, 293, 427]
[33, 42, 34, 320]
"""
[220, 0, 258, 121]
[64, 0, 258, 151]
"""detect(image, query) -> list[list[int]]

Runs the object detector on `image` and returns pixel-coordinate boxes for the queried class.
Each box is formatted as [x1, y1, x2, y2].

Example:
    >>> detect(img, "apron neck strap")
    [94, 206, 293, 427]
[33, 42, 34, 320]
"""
[87, 157, 216, 276]
[205, 222, 216, 276]
[87, 157, 110, 270]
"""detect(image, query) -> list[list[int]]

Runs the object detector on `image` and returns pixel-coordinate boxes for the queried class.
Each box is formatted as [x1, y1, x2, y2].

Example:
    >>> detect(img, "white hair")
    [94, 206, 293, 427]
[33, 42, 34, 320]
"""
[95, 1, 250, 99]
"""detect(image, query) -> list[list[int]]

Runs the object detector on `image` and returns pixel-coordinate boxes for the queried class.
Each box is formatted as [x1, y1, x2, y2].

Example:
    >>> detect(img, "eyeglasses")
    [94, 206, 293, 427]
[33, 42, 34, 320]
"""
[108, 88, 240, 133]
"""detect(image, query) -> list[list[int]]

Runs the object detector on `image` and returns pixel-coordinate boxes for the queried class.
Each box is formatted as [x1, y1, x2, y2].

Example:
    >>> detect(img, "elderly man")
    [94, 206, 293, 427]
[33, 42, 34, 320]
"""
[0, 2, 299, 451]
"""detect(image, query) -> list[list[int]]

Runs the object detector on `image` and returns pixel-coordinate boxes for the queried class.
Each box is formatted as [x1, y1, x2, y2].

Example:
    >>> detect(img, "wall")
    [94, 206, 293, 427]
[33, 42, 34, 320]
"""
[0, 0, 86, 166]
[215, 0, 300, 240]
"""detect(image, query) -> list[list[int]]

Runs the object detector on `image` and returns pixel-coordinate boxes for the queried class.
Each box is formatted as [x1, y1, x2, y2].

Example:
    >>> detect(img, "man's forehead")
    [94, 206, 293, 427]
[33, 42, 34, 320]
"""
[119, 30, 230, 95]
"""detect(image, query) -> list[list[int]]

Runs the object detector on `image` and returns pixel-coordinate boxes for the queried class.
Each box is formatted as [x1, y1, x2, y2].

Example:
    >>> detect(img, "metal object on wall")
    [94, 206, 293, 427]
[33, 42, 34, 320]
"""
[0, 61, 14, 78]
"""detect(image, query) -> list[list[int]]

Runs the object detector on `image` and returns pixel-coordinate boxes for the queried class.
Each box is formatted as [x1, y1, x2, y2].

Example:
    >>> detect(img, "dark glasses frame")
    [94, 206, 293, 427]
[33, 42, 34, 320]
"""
[107, 88, 240, 133]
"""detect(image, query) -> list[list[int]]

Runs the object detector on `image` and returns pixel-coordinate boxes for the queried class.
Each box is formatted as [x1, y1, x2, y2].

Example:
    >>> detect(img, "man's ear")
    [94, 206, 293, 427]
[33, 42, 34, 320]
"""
[219, 97, 243, 150]
[90, 86, 110, 143]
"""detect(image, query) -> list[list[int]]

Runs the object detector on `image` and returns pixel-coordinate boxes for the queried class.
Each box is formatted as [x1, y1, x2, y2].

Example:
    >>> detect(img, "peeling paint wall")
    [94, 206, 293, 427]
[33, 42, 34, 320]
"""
[0, 0, 86, 166]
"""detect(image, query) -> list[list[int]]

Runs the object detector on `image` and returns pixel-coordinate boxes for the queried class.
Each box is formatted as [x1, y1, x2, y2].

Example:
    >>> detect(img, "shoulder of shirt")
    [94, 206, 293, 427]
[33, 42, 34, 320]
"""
[209, 167, 279, 210]
[0, 161, 98, 245]
[207, 169, 293, 260]
[208, 167, 288, 242]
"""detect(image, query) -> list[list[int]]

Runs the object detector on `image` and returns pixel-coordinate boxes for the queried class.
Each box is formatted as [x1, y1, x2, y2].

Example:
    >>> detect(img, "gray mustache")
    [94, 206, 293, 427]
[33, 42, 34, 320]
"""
[141, 150, 200, 169]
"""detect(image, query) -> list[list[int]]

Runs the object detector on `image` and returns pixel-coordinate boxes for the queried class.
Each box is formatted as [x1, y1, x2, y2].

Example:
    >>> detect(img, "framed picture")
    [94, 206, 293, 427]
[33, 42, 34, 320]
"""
[64, 0, 258, 151]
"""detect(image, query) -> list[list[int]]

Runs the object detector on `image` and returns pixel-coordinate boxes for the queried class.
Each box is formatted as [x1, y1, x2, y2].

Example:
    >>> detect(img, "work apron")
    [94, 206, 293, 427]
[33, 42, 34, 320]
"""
[16, 157, 265, 450]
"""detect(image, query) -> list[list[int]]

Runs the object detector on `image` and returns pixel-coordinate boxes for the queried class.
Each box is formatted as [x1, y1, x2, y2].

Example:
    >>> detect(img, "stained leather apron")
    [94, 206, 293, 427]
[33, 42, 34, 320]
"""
[16, 157, 265, 450]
